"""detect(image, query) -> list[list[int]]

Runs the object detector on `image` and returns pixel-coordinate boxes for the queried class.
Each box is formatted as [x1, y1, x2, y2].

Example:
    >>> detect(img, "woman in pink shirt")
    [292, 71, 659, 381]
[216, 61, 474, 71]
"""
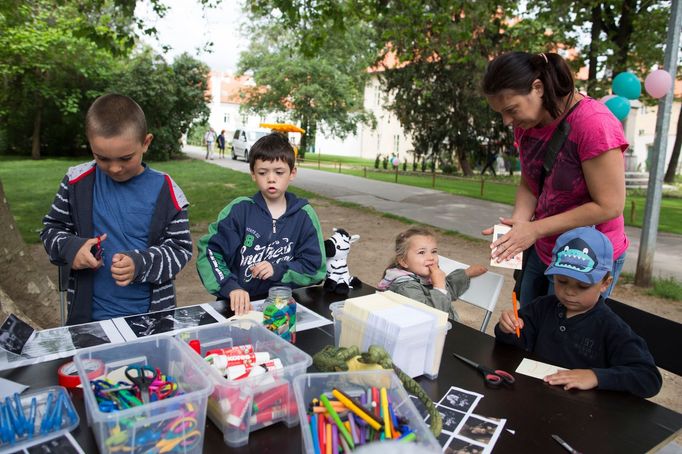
[482, 52, 629, 307]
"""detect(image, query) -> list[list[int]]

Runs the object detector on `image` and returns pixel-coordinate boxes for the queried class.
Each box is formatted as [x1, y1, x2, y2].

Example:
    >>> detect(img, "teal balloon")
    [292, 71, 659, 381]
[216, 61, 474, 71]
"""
[605, 95, 631, 121]
[612, 72, 641, 100]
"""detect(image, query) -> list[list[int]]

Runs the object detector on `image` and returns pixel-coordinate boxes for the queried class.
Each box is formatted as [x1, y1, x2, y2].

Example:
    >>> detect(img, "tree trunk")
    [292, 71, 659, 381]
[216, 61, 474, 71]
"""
[31, 96, 43, 160]
[455, 148, 473, 176]
[0, 178, 58, 329]
[586, 6, 601, 96]
[664, 102, 682, 183]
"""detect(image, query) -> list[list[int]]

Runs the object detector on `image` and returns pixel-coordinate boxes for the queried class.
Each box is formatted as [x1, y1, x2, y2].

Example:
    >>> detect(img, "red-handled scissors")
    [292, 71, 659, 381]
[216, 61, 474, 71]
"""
[453, 353, 515, 387]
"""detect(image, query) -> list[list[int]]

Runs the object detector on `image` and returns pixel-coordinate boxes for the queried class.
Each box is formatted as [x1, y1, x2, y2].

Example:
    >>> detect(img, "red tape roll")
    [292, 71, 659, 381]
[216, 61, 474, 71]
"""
[58, 359, 105, 388]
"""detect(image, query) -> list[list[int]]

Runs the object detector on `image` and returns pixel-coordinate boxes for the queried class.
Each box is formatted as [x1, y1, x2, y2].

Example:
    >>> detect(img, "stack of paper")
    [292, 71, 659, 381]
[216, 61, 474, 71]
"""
[337, 291, 449, 378]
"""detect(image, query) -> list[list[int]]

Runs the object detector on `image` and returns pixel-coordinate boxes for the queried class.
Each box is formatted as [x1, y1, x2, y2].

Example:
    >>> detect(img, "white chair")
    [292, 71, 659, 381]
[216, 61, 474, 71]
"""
[437, 256, 505, 332]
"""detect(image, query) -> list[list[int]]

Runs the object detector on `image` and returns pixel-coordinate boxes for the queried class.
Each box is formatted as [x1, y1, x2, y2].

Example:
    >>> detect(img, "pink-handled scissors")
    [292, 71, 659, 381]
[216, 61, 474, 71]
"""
[453, 353, 515, 387]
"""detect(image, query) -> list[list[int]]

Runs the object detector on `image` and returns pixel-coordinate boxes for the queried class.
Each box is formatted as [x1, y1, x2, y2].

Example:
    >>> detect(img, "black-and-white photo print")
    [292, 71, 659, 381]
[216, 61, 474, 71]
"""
[124, 305, 218, 337]
[0, 314, 35, 355]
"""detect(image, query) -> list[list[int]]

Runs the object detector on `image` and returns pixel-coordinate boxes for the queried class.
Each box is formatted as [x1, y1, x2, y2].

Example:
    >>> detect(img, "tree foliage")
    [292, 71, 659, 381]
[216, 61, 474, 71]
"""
[104, 50, 211, 160]
[237, 16, 376, 156]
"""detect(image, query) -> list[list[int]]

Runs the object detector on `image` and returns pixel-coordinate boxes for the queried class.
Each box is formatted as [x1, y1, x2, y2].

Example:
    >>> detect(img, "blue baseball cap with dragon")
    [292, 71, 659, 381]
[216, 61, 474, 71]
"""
[545, 227, 613, 284]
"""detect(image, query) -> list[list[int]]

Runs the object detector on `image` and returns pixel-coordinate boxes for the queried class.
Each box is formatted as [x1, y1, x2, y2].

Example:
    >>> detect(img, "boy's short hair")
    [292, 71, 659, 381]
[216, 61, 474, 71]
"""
[545, 227, 614, 284]
[248, 132, 295, 171]
[85, 94, 148, 143]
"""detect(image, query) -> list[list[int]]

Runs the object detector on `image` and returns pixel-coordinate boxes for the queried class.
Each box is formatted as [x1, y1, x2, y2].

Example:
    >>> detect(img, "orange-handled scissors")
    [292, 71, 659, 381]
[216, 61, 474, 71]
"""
[453, 353, 515, 387]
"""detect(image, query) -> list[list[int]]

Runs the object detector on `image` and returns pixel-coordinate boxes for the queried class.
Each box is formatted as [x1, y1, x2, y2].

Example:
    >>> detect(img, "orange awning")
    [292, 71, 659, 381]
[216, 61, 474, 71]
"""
[259, 123, 305, 134]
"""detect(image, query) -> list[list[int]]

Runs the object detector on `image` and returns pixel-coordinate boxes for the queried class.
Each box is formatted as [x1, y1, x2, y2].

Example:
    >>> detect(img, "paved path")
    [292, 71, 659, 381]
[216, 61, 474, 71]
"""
[184, 146, 681, 280]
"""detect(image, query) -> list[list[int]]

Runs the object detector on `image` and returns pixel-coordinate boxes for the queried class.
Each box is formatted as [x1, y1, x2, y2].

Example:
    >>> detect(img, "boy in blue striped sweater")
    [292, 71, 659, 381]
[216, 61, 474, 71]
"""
[41, 94, 193, 324]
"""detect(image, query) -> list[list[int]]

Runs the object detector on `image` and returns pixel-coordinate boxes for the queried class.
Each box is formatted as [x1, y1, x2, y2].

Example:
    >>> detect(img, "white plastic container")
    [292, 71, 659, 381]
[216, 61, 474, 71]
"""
[176, 319, 313, 447]
[330, 301, 450, 379]
[73, 336, 213, 454]
[292, 370, 440, 454]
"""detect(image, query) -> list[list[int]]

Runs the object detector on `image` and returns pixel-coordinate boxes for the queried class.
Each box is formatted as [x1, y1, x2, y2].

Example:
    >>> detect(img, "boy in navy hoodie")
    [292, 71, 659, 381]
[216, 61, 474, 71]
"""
[197, 133, 326, 315]
[495, 227, 661, 398]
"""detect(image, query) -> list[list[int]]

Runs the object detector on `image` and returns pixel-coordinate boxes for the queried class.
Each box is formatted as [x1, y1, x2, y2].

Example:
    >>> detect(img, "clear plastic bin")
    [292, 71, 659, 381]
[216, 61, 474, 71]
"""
[292, 370, 441, 454]
[0, 386, 79, 454]
[330, 301, 450, 379]
[73, 336, 213, 454]
[176, 319, 313, 447]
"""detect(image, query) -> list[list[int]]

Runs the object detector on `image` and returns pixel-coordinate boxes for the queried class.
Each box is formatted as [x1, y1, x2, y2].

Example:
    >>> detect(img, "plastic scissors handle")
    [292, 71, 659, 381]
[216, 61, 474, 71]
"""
[479, 366, 515, 387]
[125, 365, 157, 404]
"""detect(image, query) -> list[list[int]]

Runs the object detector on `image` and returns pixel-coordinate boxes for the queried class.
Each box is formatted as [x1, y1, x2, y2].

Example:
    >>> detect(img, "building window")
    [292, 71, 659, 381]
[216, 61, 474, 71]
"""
[394, 135, 400, 154]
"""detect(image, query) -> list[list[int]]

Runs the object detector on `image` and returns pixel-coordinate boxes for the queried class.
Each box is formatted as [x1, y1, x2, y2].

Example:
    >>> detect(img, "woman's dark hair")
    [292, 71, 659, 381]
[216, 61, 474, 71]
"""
[482, 52, 575, 119]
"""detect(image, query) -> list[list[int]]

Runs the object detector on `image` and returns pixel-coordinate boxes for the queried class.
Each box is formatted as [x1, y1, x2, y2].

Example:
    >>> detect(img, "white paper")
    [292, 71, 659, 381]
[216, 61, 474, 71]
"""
[0, 319, 125, 371]
[515, 358, 567, 380]
[490, 224, 522, 270]
[0, 377, 29, 400]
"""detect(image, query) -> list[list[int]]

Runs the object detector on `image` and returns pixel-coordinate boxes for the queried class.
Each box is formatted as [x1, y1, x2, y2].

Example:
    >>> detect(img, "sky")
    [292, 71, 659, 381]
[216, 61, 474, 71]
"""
[136, 0, 249, 72]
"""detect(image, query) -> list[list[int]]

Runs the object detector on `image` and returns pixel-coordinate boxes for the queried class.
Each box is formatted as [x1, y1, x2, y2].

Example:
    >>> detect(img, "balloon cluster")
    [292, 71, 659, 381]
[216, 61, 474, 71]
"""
[601, 69, 673, 121]
[391, 157, 400, 167]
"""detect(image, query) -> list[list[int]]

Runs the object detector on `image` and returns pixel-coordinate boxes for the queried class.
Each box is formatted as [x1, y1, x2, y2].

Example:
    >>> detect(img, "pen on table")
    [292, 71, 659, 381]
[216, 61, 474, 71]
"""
[552, 434, 582, 454]
[512, 291, 520, 338]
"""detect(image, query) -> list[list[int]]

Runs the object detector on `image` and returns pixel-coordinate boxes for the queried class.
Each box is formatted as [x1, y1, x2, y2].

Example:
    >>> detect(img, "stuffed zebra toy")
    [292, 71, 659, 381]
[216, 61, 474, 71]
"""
[323, 228, 362, 295]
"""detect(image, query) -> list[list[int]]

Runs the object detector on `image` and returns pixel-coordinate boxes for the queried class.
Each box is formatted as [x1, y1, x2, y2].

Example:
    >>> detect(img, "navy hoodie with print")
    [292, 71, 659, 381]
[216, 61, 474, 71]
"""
[197, 191, 326, 300]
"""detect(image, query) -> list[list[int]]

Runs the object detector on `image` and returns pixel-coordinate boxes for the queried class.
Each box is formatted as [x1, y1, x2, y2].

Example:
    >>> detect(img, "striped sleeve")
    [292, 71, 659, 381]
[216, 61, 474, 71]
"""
[129, 208, 193, 285]
[40, 175, 87, 267]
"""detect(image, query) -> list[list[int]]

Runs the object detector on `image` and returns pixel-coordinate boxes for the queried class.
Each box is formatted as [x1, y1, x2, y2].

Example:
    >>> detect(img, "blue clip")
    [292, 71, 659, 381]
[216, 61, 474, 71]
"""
[39, 392, 54, 435]
[13, 394, 27, 434]
[2, 403, 15, 444]
[5, 396, 23, 438]
[27, 397, 37, 438]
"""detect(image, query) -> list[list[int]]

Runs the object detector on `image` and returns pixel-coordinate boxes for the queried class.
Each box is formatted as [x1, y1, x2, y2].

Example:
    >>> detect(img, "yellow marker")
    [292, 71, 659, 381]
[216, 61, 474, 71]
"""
[320, 394, 355, 450]
[380, 387, 391, 439]
[331, 388, 383, 431]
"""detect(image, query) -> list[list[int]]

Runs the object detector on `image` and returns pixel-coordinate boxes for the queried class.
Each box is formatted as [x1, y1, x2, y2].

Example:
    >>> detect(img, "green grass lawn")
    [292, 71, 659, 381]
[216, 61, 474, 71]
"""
[298, 156, 682, 234]
[0, 156, 314, 243]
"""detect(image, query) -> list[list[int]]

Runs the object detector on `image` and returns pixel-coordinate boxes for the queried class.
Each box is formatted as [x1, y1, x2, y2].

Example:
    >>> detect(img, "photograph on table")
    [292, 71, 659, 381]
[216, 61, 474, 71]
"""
[0, 314, 35, 355]
[0, 320, 125, 372]
[23, 433, 85, 454]
[454, 414, 507, 453]
[445, 436, 486, 454]
[113, 303, 226, 340]
[438, 405, 467, 434]
[409, 394, 431, 420]
[439, 387, 482, 413]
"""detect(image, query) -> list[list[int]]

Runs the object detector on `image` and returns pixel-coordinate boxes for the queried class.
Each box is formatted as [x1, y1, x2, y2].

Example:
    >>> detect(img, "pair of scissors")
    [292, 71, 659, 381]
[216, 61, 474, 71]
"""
[125, 365, 157, 404]
[153, 416, 201, 453]
[453, 353, 515, 387]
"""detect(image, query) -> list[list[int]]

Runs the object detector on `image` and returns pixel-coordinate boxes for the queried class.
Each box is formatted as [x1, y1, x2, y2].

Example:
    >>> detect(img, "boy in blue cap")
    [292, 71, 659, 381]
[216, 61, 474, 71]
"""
[495, 227, 662, 398]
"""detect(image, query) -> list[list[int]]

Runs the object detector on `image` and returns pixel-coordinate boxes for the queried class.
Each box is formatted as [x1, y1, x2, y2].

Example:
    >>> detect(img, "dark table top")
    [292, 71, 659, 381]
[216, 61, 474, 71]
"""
[2, 284, 681, 453]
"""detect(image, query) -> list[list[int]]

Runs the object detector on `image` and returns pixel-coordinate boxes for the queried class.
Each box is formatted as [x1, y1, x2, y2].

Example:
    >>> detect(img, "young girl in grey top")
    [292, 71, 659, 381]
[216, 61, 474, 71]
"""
[377, 227, 487, 321]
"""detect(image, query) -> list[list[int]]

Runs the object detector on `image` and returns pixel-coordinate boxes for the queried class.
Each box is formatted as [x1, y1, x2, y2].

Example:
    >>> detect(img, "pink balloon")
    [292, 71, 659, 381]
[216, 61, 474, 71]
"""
[391, 157, 400, 166]
[600, 94, 616, 104]
[645, 70, 673, 99]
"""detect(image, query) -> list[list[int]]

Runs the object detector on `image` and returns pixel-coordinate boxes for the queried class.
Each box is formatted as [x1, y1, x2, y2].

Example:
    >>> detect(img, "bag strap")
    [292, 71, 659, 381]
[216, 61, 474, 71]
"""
[537, 99, 582, 194]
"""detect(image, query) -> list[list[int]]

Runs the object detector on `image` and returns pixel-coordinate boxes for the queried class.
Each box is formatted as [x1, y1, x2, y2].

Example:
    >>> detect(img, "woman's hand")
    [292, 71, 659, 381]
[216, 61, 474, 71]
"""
[490, 218, 539, 263]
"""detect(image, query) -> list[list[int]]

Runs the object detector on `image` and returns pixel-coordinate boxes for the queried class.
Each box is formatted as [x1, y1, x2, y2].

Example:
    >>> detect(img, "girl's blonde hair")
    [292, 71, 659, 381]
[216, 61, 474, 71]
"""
[386, 226, 436, 270]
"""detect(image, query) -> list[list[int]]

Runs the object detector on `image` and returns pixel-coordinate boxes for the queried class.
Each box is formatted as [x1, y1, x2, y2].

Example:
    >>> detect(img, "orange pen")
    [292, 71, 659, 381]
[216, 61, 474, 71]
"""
[512, 291, 520, 338]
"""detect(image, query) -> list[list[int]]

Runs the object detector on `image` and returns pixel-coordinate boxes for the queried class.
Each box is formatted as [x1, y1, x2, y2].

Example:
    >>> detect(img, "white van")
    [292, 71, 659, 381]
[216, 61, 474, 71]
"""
[231, 128, 269, 161]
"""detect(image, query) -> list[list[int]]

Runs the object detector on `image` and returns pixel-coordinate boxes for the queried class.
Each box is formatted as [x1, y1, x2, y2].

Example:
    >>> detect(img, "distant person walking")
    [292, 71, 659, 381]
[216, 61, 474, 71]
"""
[480, 149, 498, 177]
[204, 128, 216, 160]
[217, 130, 226, 159]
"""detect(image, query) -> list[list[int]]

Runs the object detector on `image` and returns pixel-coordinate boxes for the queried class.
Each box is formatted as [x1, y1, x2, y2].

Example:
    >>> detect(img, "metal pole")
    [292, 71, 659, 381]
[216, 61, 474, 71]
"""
[635, 0, 681, 287]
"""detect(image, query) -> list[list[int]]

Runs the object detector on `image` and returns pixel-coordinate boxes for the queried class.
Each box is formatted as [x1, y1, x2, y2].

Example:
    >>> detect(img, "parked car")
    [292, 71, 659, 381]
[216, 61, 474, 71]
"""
[231, 128, 269, 161]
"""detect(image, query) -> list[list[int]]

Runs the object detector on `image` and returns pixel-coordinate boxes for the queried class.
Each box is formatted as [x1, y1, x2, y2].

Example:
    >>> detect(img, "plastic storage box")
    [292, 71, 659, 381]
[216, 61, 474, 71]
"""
[73, 336, 213, 454]
[0, 386, 79, 454]
[176, 319, 313, 447]
[293, 370, 441, 454]
[330, 300, 450, 379]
